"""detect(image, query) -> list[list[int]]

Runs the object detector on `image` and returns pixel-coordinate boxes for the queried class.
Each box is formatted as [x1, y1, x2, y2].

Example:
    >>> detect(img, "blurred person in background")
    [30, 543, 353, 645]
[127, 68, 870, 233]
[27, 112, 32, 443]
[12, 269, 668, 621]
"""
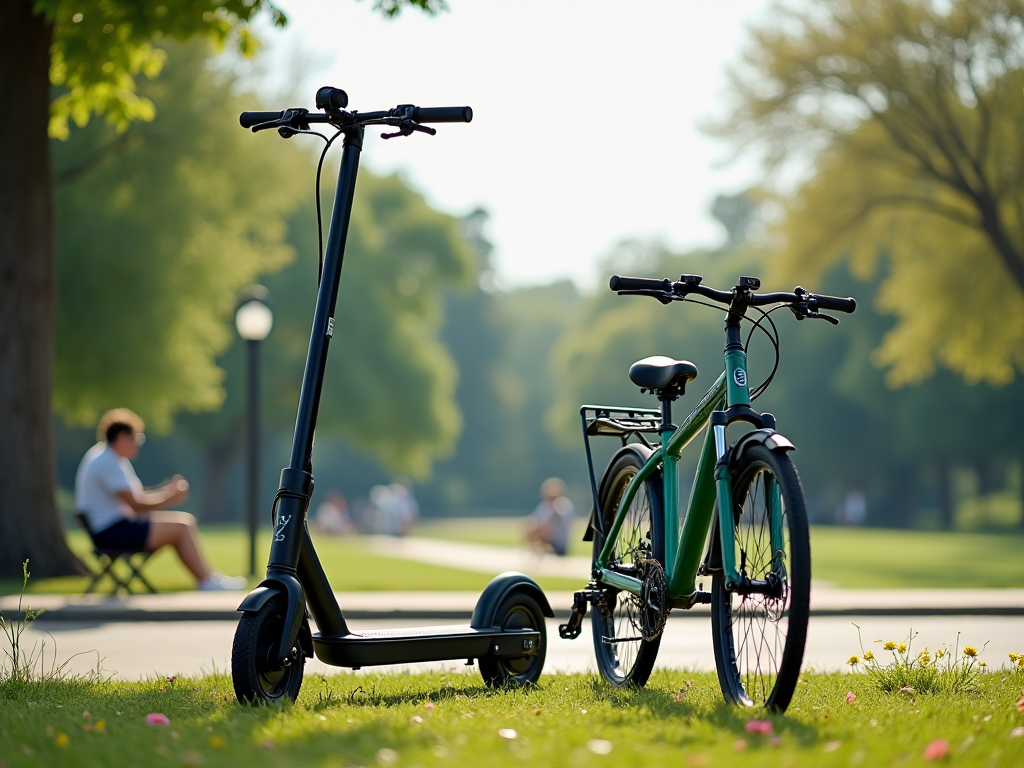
[525, 477, 574, 556]
[390, 479, 420, 536]
[311, 489, 355, 536]
[75, 408, 246, 590]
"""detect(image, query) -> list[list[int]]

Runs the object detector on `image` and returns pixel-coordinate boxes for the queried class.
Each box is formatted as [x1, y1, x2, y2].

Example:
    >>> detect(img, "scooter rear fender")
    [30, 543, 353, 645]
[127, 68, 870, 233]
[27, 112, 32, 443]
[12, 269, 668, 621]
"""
[470, 571, 553, 629]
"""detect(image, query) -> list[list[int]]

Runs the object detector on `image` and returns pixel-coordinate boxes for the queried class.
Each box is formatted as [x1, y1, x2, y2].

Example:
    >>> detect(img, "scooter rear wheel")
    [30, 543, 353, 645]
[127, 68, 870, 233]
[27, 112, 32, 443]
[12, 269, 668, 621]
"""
[231, 598, 305, 704]
[478, 592, 547, 687]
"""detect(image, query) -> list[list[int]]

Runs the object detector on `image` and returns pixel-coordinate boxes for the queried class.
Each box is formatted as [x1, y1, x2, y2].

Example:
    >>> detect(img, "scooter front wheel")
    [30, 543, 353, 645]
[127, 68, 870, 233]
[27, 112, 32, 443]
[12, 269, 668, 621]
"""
[478, 591, 547, 687]
[231, 598, 305, 704]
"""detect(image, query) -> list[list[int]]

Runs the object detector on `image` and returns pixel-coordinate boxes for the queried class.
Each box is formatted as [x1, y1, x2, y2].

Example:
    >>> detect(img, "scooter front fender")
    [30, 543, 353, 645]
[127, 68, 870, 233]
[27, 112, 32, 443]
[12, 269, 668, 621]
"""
[236, 574, 309, 665]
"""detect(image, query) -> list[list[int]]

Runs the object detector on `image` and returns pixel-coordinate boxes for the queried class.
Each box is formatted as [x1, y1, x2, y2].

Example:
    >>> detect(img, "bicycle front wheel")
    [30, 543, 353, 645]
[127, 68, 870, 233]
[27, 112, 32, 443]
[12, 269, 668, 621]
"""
[711, 443, 810, 712]
[591, 447, 664, 688]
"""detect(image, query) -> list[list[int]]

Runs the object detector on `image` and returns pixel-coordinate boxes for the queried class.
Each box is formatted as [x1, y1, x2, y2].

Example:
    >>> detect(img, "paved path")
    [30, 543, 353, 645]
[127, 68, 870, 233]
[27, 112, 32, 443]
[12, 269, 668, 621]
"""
[5, 587, 1022, 622]
[18, 615, 1024, 681]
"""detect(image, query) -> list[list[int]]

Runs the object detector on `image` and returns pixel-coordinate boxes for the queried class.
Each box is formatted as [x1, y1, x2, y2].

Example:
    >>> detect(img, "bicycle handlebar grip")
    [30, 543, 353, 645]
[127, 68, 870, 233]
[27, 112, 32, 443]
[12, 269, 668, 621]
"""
[813, 294, 857, 313]
[609, 275, 671, 292]
[411, 106, 473, 123]
[240, 111, 283, 128]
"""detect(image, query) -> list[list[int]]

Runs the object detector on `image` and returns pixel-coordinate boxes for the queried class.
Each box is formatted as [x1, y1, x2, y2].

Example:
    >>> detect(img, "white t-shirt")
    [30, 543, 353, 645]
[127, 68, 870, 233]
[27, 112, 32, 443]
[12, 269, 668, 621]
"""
[75, 443, 143, 532]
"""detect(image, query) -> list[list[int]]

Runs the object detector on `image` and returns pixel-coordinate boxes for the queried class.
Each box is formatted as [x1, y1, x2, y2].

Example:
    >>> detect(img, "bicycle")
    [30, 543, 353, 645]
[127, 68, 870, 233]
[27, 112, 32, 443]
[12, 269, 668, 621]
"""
[230, 87, 551, 705]
[557, 273, 856, 712]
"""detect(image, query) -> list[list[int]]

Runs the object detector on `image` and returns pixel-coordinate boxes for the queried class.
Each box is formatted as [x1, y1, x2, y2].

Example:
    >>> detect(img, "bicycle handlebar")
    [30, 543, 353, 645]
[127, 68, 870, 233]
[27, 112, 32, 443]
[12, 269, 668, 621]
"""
[609, 274, 856, 314]
[240, 111, 284, 128]
[409, 106, 473, 123]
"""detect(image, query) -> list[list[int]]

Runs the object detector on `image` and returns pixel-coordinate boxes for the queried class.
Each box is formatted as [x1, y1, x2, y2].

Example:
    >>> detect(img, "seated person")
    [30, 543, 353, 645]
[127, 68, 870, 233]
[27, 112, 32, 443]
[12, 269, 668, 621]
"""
[75, 408, 246, 591]
[525, 477, 574, 557]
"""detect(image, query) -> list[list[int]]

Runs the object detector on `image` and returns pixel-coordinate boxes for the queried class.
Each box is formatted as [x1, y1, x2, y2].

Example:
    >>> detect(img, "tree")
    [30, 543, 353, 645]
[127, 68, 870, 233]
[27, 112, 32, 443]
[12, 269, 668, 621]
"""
[714, 0, 1024, 386]
[0, 0, 441, 578]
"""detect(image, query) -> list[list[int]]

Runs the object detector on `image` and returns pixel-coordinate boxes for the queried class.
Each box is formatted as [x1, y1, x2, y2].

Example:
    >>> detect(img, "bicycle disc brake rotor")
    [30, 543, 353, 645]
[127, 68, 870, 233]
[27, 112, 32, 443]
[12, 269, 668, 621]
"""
[639, 557, 670, 642]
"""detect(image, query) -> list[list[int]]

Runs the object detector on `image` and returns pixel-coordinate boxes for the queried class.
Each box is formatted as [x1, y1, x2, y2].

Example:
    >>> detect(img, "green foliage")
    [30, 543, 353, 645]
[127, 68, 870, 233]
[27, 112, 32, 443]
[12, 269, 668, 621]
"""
[37, 0, 445, 140]
[716, 0, 1024, 386]
[1, 671, 1023, 766]
[37, 0, 285, 139]
[52, 42, 303, 432]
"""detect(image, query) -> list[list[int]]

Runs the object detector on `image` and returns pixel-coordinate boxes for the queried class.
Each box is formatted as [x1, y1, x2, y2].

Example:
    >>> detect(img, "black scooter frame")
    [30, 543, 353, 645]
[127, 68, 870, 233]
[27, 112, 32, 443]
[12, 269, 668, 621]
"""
[235, 120, 552, 674]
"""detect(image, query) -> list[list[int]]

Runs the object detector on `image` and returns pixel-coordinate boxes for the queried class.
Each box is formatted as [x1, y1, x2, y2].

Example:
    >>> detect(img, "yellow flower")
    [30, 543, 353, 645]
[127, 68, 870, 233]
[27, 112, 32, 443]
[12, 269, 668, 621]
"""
[897, 643, 908, 654]
[55, 733, 69, 748]
[1016, 658, 1024, 669]
[963, 646, 978, 658]
[920, 654, 931, 666]
[936, 649, 945, 659]
[863, 651, 875, 661]
[847, 655, 860, 666]
[94, 720, 106, 732]
[1009, 652, 1018, 661]
[884, 642, 897, 651]
[979, 661, 987, 668]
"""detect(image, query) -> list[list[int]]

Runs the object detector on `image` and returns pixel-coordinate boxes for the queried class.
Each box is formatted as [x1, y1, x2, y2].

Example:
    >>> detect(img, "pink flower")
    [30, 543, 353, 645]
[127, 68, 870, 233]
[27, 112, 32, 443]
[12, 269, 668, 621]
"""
[923, 739, 950, 761]
[733, 739, 747, 751]
[845, 692, 856, 703]
[424, 702, 436, 712]
[145, 713, 170, 727]
[744, 720, 773, 735]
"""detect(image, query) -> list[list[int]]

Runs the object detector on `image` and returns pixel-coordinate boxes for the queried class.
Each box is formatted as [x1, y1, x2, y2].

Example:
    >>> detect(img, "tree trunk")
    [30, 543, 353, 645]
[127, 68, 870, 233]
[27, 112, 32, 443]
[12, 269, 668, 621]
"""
[0, 2, 82, 578]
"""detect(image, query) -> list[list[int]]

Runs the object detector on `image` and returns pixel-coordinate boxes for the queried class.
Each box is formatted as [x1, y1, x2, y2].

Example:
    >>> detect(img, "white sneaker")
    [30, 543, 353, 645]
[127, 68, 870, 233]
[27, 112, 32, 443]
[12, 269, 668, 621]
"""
[197, 572, 248, 591]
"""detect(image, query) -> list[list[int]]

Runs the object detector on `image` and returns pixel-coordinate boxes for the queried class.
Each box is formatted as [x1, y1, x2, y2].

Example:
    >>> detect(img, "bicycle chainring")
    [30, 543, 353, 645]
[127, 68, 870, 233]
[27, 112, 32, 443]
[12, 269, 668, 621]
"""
[638, 556, 670, 642]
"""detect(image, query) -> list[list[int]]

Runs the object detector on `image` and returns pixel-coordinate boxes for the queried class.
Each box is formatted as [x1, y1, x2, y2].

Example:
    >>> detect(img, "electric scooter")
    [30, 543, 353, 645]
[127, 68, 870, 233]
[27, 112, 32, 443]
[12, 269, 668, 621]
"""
[230, 87, 552, 704]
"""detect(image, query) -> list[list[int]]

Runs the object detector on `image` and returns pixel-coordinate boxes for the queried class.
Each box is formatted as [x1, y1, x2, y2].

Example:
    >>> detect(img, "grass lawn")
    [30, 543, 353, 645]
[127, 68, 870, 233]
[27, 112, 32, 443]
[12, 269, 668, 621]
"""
[2, 528, 583, 597]
[1, 670, 1023, 767]
[413, 519, 1024, 589]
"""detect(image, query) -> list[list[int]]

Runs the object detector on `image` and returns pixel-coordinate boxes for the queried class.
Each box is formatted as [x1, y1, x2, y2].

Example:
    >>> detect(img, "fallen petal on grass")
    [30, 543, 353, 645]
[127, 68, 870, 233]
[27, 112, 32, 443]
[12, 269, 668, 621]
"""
[145, 713, 170, 727]
[734, 739, 747, 751]
[1010, 727, 1024, 738]
[846, 692, 857, 703]
[923, 739, 950, 761]
[375, 747, 398, 765]
[1016, 697, 1024, 714]
[587, 739, 613, 755]
[824, 741, 841, 753]
[424, 702, 436, 712]
[181, 753, 202, 767]
[411, 715, 424, 724]
[745, 720, 773, 735]
[498, 728, 518, 740]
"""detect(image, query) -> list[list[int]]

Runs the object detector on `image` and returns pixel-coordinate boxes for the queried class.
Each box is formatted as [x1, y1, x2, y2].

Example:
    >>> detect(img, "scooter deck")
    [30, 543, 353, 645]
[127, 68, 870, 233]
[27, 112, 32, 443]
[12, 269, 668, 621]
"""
[312, 624, 541, 669]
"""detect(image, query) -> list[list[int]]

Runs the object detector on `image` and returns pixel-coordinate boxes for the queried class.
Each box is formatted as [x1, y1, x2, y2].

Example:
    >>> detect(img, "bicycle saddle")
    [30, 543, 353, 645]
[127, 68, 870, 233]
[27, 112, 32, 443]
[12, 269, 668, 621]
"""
[628, 356, 698, 392]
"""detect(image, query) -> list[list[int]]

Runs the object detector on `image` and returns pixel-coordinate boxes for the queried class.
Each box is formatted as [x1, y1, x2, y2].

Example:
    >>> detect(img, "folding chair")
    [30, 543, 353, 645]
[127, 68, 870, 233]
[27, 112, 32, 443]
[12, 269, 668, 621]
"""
[75, 513, 158, 595]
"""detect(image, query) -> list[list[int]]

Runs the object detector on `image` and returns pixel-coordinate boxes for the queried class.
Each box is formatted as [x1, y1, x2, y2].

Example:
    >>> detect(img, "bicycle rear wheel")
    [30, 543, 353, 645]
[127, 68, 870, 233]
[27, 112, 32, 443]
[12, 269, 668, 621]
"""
[591, 448, 664, 687]
[711, 443, 809, 712]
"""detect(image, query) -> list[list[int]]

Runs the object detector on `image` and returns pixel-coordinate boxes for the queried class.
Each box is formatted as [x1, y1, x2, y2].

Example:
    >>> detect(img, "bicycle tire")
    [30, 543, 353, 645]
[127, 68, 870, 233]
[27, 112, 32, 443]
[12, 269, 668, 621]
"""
[591, 447, 664, 687]
[710, 443, 810, 712]
[231, 598, 305, 705]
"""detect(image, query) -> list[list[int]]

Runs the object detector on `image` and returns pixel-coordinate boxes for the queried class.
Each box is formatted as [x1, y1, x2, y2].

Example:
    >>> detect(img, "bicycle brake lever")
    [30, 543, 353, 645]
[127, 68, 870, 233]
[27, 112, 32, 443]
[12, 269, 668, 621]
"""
[381, 120, 437, 140]
[814, 312, 840, 325]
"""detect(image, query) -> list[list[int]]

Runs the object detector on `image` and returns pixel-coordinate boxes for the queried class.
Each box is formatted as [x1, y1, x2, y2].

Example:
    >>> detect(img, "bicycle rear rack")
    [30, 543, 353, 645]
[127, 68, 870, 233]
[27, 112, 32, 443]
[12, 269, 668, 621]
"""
[579, 405, 661, 542]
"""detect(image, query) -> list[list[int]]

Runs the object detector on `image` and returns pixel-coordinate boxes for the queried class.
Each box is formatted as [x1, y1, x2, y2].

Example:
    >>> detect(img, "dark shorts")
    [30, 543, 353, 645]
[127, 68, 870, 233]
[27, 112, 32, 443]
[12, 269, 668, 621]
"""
[92, 518, 151, 552]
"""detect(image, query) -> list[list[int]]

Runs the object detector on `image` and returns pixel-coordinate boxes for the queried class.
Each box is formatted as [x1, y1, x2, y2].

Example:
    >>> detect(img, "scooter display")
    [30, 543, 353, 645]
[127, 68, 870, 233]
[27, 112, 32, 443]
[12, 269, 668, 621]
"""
[230, 87, 551, 704]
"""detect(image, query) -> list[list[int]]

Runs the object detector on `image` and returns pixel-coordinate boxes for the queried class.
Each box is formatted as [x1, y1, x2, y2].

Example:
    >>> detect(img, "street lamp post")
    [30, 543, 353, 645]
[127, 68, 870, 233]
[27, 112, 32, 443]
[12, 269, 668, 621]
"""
[235, 286, 273, 577]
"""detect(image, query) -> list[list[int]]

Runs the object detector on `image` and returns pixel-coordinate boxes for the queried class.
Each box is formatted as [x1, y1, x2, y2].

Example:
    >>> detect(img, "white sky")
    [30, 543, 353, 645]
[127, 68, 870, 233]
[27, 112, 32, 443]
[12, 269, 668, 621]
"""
[262, 1, 772, 288]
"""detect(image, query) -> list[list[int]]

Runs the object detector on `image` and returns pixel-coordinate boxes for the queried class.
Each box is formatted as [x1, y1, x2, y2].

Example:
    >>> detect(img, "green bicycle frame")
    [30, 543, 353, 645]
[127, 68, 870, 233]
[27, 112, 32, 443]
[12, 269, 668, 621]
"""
[594, 341, 754, 604]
